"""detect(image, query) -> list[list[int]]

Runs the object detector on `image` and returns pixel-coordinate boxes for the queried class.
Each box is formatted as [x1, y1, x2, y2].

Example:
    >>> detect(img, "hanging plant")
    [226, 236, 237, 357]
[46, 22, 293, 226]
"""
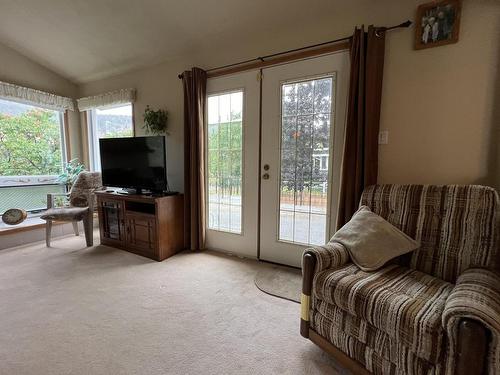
[143, 105, 168, 135]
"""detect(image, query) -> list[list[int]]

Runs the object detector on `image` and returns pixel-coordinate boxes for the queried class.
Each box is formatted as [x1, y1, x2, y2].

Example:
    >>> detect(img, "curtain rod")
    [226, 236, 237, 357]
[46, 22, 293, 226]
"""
[177, 20, 412, 79]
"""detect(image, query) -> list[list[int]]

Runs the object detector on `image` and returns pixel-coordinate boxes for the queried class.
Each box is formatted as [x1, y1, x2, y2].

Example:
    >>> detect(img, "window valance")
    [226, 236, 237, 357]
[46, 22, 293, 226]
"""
[77, 88, 136, 112]
[0, 81, 75, 111]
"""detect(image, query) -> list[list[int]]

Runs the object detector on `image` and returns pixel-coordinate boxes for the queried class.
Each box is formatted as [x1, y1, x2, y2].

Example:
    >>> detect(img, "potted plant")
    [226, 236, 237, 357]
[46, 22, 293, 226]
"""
[58, 158, 85, 192]
[143, 105, 168, 135]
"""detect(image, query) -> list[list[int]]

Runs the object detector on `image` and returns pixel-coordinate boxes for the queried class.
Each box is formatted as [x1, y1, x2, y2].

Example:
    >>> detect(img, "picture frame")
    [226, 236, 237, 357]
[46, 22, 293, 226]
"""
[414, 0, 462, 50]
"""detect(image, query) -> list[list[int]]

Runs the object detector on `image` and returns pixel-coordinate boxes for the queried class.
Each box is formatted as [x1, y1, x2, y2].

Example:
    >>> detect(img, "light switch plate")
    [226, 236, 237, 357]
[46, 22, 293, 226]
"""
[378, 130, 389, 145]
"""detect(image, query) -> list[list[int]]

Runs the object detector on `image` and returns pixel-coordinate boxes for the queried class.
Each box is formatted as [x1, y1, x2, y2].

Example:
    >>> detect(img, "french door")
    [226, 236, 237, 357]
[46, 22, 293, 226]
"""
[260, 53, 349, 266]
[205, 52, 349, 267]
[205, 71, 260, 257]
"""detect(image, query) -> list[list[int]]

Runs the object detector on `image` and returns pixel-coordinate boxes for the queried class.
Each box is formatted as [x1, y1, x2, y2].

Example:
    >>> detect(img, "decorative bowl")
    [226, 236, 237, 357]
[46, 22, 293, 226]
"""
[2, 208, 28, 225]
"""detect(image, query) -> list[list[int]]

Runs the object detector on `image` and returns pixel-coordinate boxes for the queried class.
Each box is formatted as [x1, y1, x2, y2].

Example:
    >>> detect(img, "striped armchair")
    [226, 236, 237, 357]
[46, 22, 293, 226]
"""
[301, 185, 500, 375]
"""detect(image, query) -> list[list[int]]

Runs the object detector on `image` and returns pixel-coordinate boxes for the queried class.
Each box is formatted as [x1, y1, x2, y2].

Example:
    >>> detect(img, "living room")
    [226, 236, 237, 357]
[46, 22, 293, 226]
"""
[0, 1, 499, 374]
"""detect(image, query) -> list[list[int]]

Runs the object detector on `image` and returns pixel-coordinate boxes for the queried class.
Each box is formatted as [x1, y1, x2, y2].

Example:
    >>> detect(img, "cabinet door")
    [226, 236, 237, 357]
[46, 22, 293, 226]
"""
[98, 199, 125, 245]
[125, 214, 157, 255]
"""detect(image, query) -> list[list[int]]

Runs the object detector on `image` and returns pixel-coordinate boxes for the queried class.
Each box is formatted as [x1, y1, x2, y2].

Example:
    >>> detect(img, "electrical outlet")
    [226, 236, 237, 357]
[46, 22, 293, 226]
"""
[378, 130, 389, 145]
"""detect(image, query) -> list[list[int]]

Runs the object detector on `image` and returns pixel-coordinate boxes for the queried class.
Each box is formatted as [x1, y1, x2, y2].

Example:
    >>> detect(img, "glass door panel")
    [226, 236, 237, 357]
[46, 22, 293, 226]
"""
[278, 77, 333, 246]
[207, 91, 243, 233]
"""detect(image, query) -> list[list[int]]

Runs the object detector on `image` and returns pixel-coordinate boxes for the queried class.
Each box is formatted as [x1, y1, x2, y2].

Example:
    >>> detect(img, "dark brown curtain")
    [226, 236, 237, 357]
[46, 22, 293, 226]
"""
[182, 67, 207, 250]
[337, 25, 386, 228]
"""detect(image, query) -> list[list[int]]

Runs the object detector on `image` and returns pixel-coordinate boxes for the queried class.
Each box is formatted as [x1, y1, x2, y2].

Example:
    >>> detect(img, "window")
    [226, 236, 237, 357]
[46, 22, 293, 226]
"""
[0, 98, 66, 214]
[313, 151, 329, 171]
[88, 103, 134, 171]
[279, 76, 333, 245]
[207, 91, 243, 234]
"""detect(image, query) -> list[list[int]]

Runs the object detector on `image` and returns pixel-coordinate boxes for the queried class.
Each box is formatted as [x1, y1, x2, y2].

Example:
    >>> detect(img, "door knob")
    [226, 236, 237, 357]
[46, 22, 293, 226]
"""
[262, 173, 270, 180]
[263, 164, 270, 171]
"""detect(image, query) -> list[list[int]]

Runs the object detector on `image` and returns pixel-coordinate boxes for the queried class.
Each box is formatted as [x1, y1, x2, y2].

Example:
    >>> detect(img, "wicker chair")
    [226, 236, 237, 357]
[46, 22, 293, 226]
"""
[41, 172, 102, 247]
[301, 185, 500, 375]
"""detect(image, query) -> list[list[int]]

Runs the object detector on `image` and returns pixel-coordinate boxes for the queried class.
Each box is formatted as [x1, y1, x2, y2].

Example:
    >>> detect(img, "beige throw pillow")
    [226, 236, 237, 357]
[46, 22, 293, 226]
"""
[332, 206, 419, 271]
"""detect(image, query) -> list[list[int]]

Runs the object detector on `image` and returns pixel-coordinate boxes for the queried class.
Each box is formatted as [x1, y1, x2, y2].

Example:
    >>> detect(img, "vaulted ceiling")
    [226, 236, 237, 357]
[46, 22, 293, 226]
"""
[0, 0, 342, 83]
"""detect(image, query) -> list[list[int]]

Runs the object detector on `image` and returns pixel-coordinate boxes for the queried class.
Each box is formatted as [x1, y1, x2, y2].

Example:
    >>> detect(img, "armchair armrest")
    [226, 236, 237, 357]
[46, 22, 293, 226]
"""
[46, 192, 70, 209]
[443, 268, 500, 375]
[303, 241, 350, 274]
[300, 241, 350, 338]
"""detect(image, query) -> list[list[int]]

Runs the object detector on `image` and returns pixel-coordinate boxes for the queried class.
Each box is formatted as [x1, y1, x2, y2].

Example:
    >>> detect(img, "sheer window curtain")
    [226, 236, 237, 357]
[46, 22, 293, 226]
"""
[182, 68, 207, 250]
[0, 80, 74, 111]
[337, 25, 386, 228]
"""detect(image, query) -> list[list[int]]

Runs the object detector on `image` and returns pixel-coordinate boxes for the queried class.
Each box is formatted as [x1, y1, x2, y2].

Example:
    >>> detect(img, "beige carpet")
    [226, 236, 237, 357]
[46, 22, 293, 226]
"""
[254, 264, 302, 303]
[0, 231, 349, 375]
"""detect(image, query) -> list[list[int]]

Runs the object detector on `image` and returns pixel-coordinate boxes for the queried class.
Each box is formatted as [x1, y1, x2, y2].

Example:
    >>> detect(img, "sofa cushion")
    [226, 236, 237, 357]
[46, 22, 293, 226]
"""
[313, 263, 454, 363]
[311, 309, 437, 374]
[332, 205, 419, 271]
[360, 185, 499, 283]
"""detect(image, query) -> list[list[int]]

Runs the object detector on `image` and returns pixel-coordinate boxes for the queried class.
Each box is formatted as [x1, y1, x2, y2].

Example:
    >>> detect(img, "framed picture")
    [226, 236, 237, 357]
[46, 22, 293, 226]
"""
[415, 0, 462, 50]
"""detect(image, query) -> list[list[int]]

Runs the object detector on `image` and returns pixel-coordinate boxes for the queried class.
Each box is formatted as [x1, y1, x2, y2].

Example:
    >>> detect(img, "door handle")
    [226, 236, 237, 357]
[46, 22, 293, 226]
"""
[263, 164, 270, 171]
[262, 173, 269, 180]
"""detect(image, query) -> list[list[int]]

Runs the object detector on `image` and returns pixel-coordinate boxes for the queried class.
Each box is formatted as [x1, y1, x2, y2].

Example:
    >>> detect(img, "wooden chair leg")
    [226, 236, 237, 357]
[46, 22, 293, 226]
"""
[82, 216, 93, 247]
[46, 220, 52, 247]
[72, 221, 79, 236]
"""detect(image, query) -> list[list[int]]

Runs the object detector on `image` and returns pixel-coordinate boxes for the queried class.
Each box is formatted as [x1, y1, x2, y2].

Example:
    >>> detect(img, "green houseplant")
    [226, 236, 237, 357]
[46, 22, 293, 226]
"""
[143, 105, 168, 135]
[54, 158, 85, 207]
[58, 158, 85, 190]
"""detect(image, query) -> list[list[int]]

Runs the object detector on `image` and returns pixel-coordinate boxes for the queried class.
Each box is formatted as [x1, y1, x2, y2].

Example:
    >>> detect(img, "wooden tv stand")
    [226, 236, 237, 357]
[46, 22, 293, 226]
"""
[96, 191, 184, 261]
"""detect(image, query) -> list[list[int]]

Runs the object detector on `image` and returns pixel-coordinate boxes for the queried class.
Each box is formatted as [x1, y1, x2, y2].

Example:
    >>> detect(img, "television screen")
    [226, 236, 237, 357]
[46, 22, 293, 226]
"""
[99, 136, 167, 192]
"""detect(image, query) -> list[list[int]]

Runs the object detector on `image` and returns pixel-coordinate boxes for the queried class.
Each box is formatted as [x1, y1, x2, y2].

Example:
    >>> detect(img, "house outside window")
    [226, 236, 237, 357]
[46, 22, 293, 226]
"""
[313, 150, 329, 171]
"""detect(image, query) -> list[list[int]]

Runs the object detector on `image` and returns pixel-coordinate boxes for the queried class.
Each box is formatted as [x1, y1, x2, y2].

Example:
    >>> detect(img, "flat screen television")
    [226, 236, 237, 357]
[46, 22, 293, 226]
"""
[99, 136, 167, 194]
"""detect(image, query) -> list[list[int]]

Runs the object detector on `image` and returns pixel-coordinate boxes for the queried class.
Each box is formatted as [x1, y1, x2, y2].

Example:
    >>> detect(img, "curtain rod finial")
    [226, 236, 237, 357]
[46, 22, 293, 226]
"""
[178, 73, 184, 79]
[400, 20, 412, 28]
